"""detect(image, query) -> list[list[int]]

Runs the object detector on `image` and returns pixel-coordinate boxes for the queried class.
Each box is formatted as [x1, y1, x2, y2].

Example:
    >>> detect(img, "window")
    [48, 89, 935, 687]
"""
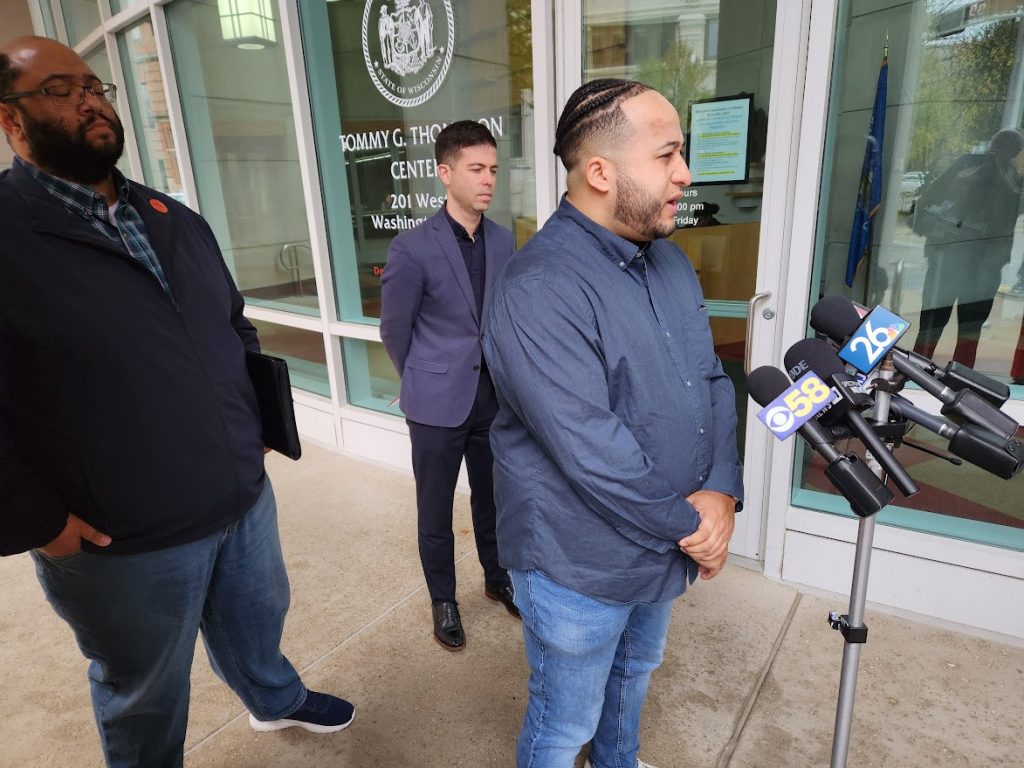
[117, 19, 182, 198]
[802, 0, 1024, 550]
[250, 319, 329, 397]
[300, 0, 536, 416]
[60, 0, 100, 46]
[109, 0, 139, 14]
[341, 339, 400, 415]
[705, 17, 719, 60]
[301, 0, 536, 326]
[37, 0, 57, 38]
[166, 0, 318, 316]
[83, 44, 111, 81]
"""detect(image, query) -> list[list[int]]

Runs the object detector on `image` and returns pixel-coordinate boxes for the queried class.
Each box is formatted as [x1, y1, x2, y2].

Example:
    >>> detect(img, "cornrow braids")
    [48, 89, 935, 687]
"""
[553, 78, 652, 171]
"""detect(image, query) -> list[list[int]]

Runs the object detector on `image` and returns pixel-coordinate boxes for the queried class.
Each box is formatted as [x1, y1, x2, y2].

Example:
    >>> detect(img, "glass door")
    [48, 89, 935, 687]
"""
[576, 0, 799, 561]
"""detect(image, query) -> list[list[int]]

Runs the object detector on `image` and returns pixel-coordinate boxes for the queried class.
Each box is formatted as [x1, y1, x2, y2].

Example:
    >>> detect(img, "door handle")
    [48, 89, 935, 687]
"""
[744, 290, 774, 375]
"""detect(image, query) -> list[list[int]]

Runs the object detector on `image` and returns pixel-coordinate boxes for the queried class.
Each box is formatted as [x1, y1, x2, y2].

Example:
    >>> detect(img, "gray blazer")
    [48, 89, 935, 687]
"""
[380, 207, 515, 427]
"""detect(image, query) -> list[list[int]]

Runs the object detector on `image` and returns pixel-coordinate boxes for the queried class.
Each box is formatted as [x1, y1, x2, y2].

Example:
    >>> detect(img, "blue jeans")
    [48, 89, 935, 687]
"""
[32, 478, 306, 768]
[510, 569, 674, 768]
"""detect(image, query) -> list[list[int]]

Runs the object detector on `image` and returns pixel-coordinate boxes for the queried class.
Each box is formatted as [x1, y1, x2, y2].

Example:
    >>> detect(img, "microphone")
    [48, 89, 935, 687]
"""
[809, 295, 1010, 406]
[809, 294, 866, 346]
[784, 338, 919, 497]
[899, 354, 1009, 408]
[785, 338, 874, 418]
[890, 350, 1020, 440]
[748, 366, 894, 517]
[888, 396, 1024, 479]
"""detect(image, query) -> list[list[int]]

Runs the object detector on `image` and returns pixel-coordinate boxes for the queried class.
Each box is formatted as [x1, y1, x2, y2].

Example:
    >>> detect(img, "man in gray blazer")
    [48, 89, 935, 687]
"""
[380, 121, 517, 651]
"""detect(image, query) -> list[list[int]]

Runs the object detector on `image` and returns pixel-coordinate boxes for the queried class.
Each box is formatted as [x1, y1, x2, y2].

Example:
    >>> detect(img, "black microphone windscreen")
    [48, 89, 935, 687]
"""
[747, 366, 792, 406]
[784, 337, 847, 380]
[809, 295, 863, 343]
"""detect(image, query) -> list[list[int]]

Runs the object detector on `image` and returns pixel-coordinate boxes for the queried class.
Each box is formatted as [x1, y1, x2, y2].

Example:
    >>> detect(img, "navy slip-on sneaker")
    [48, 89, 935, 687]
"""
[249, 690, 355, 734]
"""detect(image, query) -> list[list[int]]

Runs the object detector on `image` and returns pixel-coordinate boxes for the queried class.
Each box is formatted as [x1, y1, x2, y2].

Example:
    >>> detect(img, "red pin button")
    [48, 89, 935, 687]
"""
[149, 198, 168, 214]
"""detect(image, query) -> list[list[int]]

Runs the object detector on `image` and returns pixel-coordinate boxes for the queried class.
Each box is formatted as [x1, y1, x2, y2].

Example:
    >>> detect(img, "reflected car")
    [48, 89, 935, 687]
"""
[899, 171, 926, 214]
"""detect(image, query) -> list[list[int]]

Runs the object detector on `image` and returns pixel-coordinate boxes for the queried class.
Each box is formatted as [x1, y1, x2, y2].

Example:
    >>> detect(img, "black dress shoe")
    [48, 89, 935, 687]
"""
[484, 582, 521, 619]
[431, 600, 465, 651]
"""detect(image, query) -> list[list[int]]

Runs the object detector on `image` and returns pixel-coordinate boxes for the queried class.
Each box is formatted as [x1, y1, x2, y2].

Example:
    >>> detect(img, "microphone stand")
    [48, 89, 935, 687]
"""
[829, 355, 898, 768]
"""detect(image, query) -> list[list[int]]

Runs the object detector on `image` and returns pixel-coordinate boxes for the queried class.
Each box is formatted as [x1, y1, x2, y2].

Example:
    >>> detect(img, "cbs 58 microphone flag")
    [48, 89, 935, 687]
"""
[845, 52, 888, 288]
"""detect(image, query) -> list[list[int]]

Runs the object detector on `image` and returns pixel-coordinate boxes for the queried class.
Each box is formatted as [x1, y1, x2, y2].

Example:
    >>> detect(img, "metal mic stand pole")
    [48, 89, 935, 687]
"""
[829, 355, 898, 768]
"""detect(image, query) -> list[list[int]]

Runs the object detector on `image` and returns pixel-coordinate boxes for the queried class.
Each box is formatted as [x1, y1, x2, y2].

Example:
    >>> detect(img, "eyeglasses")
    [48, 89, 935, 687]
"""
[0, 82, 117, 107]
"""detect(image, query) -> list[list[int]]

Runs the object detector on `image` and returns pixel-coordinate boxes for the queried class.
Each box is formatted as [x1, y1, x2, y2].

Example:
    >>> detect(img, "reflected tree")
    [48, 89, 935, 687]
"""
[636, 40, 713, 130]
[909, 18, 1021, 172]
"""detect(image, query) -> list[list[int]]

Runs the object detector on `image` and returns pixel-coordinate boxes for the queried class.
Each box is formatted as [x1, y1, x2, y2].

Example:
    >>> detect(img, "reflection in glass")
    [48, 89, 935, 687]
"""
[109, 0, 137, 14]
[118, 20, 183, 198]
[814, 1, 1023, 387]
[166, 0, 318, 316]
[84, 46, 111, 82]
[60, 0, 101, 47]
[584, 0, 775, 307]
[804, 0, 1024, 549]
[250, 319, 329, 397]
[341, 338, 401, 415]
[303, 0, 536, 323]
[37, 0, 57, 38]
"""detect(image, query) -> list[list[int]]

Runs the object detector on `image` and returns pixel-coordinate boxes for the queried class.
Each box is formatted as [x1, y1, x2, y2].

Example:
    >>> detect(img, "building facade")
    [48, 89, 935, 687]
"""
[4, 0, 1024, 637]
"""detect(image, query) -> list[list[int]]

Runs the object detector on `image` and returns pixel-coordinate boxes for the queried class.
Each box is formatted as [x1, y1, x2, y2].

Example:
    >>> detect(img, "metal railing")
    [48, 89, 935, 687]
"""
[278, 242, 313, 297]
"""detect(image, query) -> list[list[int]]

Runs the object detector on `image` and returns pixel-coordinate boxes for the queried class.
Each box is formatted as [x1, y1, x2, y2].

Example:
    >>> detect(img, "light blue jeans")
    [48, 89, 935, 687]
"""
[32, 478, 306, 768]
[511, 569, 674, 768]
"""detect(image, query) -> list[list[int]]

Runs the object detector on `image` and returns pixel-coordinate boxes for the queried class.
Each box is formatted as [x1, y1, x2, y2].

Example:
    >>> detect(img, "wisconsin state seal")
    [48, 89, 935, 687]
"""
[362, 0, 456, 108]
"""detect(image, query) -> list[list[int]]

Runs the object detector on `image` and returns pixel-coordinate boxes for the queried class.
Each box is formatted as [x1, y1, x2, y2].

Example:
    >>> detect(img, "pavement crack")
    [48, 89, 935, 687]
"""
[715, 591, 802, 767]
[183, 549, 479, 758]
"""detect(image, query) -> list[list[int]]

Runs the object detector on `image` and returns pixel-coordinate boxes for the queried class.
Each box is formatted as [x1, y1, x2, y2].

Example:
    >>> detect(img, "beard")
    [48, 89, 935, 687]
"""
[21, 108, 125, 185]
[614, 169, 676, 240]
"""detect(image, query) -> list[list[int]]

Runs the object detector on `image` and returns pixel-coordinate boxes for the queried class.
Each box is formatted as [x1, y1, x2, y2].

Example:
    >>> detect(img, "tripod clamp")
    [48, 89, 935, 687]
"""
[828, 611, 868, 644]
[869, 372, 906, 394]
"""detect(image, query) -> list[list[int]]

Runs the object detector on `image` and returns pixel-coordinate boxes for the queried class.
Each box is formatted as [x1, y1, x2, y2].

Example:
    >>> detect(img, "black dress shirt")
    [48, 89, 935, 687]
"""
[443, 204, 486, 319]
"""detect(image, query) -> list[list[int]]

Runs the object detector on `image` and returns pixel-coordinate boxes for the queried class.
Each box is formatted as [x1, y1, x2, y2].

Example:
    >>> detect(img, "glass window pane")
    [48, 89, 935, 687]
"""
[38, 0, 58, 38]
[83, 45, 111, 82]
[109, 0, 138, 15]
[803, 0, 1024, 549]
[300, 0, 537, 323]
[84, 45, 131, 177]
[341, 338, 400, 415]
[584, 0, 775, 306]
[60, 0, 100, 47]
[813, 0, 1024, 389]
[166, 0, 319, 317]
[250, 319, 329, 397]
[117, 19, 183, 199]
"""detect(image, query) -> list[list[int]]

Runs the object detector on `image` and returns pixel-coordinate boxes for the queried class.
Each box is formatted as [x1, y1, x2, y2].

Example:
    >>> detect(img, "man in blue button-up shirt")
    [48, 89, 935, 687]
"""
[483, 79, 744, 768]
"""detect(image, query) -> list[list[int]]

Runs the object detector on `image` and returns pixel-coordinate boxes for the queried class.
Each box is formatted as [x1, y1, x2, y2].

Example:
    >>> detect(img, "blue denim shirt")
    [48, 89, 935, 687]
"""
[483, 197, 744, 603]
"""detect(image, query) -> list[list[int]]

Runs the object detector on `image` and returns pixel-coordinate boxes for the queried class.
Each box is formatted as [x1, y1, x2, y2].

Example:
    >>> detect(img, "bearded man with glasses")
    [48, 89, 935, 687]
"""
[0, 36, 354, 768]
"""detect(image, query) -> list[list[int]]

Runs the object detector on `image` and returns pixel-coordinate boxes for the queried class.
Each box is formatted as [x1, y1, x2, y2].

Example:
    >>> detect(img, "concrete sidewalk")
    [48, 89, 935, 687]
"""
[1, 443, 1021, 767]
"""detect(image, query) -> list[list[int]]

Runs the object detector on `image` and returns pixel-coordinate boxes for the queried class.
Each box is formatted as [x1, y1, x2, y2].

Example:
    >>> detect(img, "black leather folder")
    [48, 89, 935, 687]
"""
[245, 350, 302, 461]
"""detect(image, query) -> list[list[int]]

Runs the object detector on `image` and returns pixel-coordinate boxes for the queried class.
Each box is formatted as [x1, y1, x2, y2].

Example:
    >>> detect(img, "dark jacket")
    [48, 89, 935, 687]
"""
[379, 208, 514, 427]
[0, 162, 265, 556]
[915, 152, 1022, 259]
